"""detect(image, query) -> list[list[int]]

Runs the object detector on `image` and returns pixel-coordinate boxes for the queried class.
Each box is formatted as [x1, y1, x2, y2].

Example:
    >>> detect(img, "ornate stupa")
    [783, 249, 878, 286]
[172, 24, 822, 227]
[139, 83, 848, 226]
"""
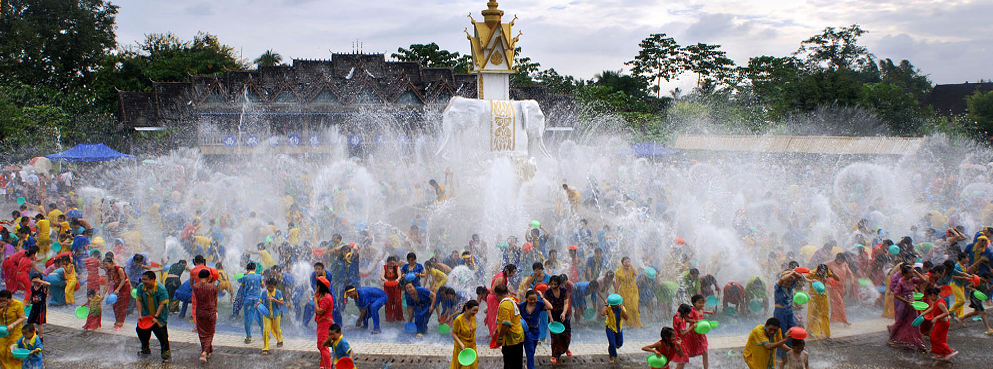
[467, 0, 520, 100]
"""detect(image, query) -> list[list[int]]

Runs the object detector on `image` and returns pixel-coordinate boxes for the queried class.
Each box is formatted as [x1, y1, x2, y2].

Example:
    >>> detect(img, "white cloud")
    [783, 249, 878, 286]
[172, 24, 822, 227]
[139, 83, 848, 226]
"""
[112, 0, 991, 86]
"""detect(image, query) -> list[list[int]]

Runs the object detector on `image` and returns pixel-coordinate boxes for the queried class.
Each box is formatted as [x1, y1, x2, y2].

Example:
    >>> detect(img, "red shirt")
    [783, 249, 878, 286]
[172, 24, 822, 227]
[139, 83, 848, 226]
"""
[190, 265, 217, 285]
[316, 293, 335, 323]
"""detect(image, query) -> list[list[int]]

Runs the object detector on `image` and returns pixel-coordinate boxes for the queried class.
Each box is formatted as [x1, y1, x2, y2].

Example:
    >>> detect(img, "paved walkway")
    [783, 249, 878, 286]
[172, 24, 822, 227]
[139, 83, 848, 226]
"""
[45, 309, 892, 360]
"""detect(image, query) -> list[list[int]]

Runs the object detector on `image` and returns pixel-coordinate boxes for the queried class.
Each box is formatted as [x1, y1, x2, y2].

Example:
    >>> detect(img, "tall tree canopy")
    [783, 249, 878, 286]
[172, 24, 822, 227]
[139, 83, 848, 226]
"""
[254, 50, 283, 67]
[626, 33, 684, 97]
[0, 0, 119, 90]
[391, 43, 472, 73]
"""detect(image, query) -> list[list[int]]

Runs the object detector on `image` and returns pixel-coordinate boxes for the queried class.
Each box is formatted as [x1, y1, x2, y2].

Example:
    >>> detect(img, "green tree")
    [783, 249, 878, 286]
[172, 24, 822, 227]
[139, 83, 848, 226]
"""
[682, 43, 736, 88]
[626, 33, 685, 97]
[391, 43, 472, 73]
[510, 47, 541, 86]
[0, 0, 119, 90]
[794, 24, 875, 71]
[254, 50, 283, 67]
[966, 90, 993, 139]
[92, 32, 247, 114]
[877, 58, 932, 100]
[858, 83, 921, 134]
[533, 68, 583, 95]
[0, 84, 117, 161]
[593, 70, 649, 99]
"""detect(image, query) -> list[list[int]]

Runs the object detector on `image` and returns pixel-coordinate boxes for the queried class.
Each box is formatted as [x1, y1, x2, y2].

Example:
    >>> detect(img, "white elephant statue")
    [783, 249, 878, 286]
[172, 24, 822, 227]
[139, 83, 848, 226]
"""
[436, 96, 551, 158]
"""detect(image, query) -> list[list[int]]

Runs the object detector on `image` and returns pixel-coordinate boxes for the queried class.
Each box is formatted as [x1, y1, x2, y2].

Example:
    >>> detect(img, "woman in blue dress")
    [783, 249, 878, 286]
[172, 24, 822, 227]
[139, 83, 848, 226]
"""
[773, 265, 806, 357]
[518, 290, 552, 369]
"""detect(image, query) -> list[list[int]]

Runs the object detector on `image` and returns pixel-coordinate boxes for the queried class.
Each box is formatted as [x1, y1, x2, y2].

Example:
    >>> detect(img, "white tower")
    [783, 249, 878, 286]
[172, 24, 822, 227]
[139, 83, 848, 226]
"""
[467, 1, 519, 101]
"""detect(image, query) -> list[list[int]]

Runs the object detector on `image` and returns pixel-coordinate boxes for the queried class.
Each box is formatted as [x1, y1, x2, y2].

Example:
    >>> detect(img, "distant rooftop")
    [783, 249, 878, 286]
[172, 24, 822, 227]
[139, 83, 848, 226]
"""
[923, 82, 993, 116]
[674, 135, 924, 156]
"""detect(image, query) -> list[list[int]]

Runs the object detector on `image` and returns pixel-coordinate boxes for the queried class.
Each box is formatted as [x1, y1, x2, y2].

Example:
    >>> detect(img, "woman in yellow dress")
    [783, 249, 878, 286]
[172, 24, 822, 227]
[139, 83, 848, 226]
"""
[806, 264, 839, 339]
[450, 300, 479, 369]
[0, 290, 27, 369]
[64, 259, 79, 305]
[614, 257, 642, 328]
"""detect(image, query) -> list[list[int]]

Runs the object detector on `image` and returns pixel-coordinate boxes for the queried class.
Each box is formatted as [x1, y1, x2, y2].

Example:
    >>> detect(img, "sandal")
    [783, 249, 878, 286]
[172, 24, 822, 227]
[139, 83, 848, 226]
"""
[262, 350, 269, 355]
[200, 353, 207, 363]
[276, 342, 283, 348]
[245, 337, 252, 344]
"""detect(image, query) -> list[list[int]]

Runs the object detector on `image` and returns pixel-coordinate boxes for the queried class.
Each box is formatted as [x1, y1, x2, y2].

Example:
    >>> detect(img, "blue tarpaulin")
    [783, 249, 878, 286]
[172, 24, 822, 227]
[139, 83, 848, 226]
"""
[630, 142, 675, 158]
[45, 144, 134, 162]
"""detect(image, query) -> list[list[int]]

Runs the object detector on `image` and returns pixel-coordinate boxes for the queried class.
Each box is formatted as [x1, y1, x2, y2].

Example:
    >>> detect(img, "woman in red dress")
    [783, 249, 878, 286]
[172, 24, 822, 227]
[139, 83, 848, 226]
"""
[381, 256, 404, 322]
[670, 304, 692, 367]
[314, 277, 336, 369]
[102, 257, 130, 330]
[685, 295, 711, 368]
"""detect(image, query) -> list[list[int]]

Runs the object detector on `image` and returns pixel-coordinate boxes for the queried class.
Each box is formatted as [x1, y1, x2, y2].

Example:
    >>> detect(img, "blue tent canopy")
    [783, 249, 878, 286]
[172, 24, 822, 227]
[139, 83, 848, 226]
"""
[45, 144, 134, 162]
[630, 142, 675, 158]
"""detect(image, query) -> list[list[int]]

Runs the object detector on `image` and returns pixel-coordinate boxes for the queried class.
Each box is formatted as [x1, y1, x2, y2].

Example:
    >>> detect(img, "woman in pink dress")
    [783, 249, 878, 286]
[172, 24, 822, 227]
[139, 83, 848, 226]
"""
[888, 264, 926, 350]
[486, 264, 517, 340]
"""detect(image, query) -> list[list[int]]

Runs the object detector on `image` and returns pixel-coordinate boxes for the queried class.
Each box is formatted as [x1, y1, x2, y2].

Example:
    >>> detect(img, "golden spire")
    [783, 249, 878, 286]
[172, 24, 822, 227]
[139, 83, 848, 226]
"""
[481, 0, 503, 24]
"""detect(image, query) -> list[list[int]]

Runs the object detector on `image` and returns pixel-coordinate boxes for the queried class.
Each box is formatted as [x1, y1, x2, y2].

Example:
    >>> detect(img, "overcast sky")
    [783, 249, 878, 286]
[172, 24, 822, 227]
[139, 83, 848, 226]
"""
[113, 0, 990, 91]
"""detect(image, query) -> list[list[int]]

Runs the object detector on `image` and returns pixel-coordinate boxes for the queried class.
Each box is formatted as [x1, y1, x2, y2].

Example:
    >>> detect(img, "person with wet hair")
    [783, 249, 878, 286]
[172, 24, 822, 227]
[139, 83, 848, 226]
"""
[135, 271, 171, 363]
[450, 300, 480, 369]
[743, 317, 789, 369]
[486, 264, 517, 338]
[191, 268, 218, 362]
[642, 327, 686, 369]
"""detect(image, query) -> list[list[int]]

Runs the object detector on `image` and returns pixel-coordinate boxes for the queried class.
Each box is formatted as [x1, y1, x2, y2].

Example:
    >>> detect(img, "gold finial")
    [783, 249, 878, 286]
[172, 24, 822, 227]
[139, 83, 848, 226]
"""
[481, 0, 503, 23]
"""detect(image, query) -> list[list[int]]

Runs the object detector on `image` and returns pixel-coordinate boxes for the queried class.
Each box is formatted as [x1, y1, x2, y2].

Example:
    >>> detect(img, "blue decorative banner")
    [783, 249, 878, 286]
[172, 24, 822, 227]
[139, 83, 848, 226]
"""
[245, 135, 259, 147]
[375, 134, 386, 146]
[223, 135, 237, 147]
[308, 135, 321, 146]
[288, 134, 301, 146]
[348, 135, 362, 146]
[398, 134, 410, 145]
[268, 135, 280, 146]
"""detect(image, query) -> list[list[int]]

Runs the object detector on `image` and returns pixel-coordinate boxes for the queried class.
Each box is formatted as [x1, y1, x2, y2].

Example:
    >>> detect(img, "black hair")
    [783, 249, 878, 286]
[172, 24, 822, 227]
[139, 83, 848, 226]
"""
[22, 323, 34, 335]
[344, 284, 355, 292]
[689, 268, 699, 275]
[462, 300, 480, 314]
[247, 262, 257, 271]
[549, 275, 562, 286]
[0, 290, 10, 299]
[925, 287, 940, 296]
[142, 270, 156, 280]
[532, 262, 544, 271]
[406, 252, 416, 260]
[787, 261, 800, 269]
[691, 294, 705, 304]
[503, 264, 517, 274]
[87, 289, 96, 297]
[559, 273, 568, 282]
[792, 339, 805, 347]
[314, 262, 325, 269]
[265, 277, 277, 286]
[661, 327, 675, 341]
[198, 269, 211, 279]
[588, 280, 599, 293]
[493, 284, 509, 296]
[193, 255, 206, 265]
[476, 286, 488, 296]
[524, 290, 537, 299]
[677, 303, 692, 315]
[765, 317, 781, 328]
[386, 256, 397, 263]
[328, 324, 341, 334]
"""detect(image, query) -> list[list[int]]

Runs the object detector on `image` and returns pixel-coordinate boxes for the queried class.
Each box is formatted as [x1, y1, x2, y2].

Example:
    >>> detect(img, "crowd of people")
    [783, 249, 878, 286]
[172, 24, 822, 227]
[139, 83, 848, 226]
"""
[0, 154, 991, 369]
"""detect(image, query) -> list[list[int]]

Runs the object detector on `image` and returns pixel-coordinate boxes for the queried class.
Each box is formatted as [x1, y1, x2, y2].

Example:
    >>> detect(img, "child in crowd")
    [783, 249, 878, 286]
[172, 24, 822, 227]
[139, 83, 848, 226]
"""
[322, 323, 352, 368]
[687, 294, 712, 368]
[780, 338, 808, 369]
[642, 327, 686, 369]
[26, 274, 49, 337]
[959, 272, 992, 334]
[600, 294, 628, 363]
[83, 289, 102, 331]
[922, 287, 958, 360]
[258, 277, 285, 354]
[17, 323, 43, 369]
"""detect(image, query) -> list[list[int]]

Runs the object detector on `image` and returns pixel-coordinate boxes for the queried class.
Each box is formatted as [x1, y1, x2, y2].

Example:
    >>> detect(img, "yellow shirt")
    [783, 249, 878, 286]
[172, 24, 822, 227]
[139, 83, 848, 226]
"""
[604, 305, 627, 333]
[743, 324, 782, 369]
[47, 209, 63, 224]
[36, 219, 51, 241]
[435, 184, 447, 201]
[497, 299, 524, 346]
[260, 250, 276, 270]
[429, 268, 448, 291]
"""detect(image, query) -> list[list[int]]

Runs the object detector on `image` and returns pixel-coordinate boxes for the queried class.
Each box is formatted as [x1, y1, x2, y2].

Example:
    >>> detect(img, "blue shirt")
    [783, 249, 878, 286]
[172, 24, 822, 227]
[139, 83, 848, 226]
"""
[405, 286, 432, 315]
[355, 287, 388, 309]
[572, 281, 590, 306]
[259, 289, 284, 317]
[401, 263, 424, 287]
[240, 272, 264, 301]
[518, 300, 546, 335]
[966, 244, 993, 275]
[125, 253, 148, 284]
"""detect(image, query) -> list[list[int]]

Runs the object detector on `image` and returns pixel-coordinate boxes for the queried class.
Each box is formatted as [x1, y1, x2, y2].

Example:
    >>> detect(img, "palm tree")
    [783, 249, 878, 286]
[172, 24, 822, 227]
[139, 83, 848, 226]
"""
[254, 50, 283, 67]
